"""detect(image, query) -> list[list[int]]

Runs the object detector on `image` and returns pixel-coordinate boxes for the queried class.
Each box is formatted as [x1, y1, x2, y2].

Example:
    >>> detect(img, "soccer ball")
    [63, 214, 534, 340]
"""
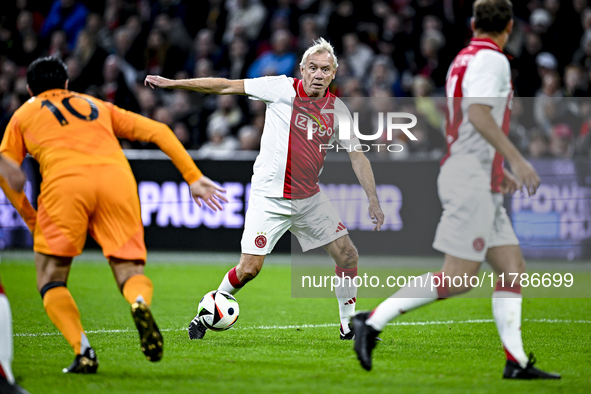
[197, 290, 240, 331]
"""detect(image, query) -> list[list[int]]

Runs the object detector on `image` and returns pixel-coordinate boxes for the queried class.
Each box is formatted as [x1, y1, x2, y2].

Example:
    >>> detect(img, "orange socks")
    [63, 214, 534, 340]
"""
[43, 286, 86, 355]
[122, 275, 153, 306]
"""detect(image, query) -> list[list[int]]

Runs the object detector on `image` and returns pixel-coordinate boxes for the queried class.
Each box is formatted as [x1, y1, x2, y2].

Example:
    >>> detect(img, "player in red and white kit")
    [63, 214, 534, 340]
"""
[352, 0, 560, 379]
[145, 38, 384, 340]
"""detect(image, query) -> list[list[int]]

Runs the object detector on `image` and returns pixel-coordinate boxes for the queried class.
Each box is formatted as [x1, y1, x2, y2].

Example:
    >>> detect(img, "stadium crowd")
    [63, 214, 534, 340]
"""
[1, 0, 590, 158]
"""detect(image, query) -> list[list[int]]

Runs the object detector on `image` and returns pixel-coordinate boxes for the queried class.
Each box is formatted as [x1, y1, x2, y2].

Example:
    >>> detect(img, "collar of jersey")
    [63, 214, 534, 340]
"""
[469, 38, 513, 60]
[469, 38, 503, 52]
[37, 89, 69, 98]
[296, 79, 332, 109]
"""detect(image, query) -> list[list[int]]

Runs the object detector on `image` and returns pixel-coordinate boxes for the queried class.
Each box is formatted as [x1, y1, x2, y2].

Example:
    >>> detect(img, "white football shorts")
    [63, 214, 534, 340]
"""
[432, 157, 519, 262]
[241, 191, 348, 255]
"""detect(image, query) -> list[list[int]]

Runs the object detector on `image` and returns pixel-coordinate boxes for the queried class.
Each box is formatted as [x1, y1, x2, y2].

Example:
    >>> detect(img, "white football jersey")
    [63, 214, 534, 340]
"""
[443, 38, 513, 192]
[244, 75, 358, 199]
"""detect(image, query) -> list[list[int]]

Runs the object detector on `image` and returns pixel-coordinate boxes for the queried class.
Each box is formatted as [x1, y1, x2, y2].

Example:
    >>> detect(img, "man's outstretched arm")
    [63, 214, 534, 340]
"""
[108, 103, 227, 211]
[144, 76, 246, 95]
[348, 151, 384, 231]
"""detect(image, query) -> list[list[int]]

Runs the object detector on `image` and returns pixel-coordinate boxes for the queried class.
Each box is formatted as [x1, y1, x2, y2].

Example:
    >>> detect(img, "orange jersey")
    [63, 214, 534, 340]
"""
[0, 89, 202, 184]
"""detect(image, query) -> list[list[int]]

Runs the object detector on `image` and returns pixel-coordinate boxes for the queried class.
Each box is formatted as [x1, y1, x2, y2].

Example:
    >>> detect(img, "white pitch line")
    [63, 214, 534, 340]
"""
[14, 318, 590, 338]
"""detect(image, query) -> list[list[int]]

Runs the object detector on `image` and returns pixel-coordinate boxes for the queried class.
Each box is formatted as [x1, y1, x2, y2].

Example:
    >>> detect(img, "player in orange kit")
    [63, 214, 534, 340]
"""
[0, 56, 227, 374]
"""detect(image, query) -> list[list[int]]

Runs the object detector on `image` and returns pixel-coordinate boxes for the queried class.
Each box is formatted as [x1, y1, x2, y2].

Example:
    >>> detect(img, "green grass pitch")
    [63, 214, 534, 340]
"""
[1, 254, 590, 393]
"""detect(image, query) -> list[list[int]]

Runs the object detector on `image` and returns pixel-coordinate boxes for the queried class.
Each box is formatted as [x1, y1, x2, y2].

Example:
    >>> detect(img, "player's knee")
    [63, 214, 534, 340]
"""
[340, 246, 358, 268]
[239, 265, 260, 282]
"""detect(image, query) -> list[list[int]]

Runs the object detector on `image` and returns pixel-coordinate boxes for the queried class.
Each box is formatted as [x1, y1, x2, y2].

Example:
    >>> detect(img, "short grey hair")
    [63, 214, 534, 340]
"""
[300, 37, 338, 69]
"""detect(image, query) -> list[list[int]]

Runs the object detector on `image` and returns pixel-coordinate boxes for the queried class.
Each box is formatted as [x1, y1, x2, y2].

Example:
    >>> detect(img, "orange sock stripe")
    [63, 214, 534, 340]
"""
[122, 275, 153, 306]
[43, 287, 85, 354]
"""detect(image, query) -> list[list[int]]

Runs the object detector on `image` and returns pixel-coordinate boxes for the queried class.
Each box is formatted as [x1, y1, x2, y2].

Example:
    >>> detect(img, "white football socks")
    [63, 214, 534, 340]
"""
[334, 275, 357, 333]
[217, 267, 243, 295]
[492, 290, 528, 368]
[366, 273, 439, 332]
[0, 293, 15, 384]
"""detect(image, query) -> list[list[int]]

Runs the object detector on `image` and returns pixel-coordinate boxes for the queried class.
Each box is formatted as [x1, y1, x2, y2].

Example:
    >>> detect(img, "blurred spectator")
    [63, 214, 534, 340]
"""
[47, 30, 69, 58]
[528, 131, 551, 158]
[411, 75, 443, 131]
[194, 58, 215, 78]
[534, 71, 563, 134]
[508, 97, 529, 154]
[223, 0, 267, 45]
[69, 29, 108, 92]
[144, 29, 168, 76]
[529, 8, 553, 44]
[41, 0, 89, 50]
[406, 115, 445, 159]
[172, 121, 192, 148]
[342, 33, 374, 79]
[238, 125, 262, 151]
[417, 30, 447, 87]
[112, 26, 141, 86]
[168, 90, 194, 121]
[201, 117, 239, 156]
[327, 0, 357, 53]
[514, 32, 543, 97]
[563, 64, 588, 97]
[187, 29, 223, 71]
[262, 0, 301, 40]
[208, 95, 244, 135]
[221, 36, 253, 79]
[247, 30, 297, 78]
[100, 55, 140, 113]
[380, 13, 411, 75]
[152, 13, 192, 77]
[573, 30, 591, 70]
[248, 99, 266, 118]
[365, 56, 396, 95]
[84, 13, 112, 52]
[549, 123, 574, 158]
[136, 86, 157, 119]
[298, 15, 321, 56]
[11, 30, 42, 67]
[153, 106, 174, 127]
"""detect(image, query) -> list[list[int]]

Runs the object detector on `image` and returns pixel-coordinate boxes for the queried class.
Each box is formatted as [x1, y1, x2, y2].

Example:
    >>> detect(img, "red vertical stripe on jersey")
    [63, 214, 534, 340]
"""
[490, 90, 513, 192]
[284, 79, 336, 199]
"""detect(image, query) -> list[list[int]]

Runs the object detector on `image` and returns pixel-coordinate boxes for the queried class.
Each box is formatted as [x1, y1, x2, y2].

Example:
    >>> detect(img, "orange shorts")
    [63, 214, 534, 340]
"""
[34, 165, 147, 262]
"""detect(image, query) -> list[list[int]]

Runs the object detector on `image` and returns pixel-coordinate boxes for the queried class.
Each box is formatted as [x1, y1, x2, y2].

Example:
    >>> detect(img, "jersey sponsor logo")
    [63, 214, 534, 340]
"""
[473, 237, 485, 252]
[296, 112, 334, 138]
[255, 234, 267, 248]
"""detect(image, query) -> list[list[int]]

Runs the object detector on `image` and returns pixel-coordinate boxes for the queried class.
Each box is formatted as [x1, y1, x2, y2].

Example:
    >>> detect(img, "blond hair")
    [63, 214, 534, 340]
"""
[300, 37, 338, 69]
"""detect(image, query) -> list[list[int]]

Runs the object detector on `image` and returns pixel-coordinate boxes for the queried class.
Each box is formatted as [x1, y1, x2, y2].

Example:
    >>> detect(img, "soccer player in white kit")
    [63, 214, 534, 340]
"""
[352, 0, 560, 379]
[145, 38, 384, 340]
[0, 154, 31, 394]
